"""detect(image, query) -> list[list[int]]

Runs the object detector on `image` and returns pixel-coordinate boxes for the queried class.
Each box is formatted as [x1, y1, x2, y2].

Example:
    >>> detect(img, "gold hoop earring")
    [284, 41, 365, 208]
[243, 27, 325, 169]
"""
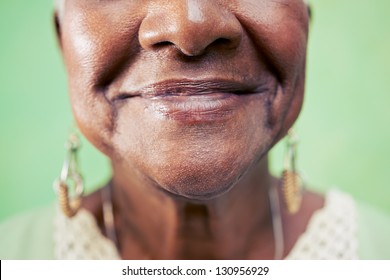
[53, 132, 84, 217]
[281, 129, 303, 214]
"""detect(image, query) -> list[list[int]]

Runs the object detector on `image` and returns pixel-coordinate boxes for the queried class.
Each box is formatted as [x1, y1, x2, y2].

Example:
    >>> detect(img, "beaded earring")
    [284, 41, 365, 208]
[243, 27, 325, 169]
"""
[281, 130, 303, 214]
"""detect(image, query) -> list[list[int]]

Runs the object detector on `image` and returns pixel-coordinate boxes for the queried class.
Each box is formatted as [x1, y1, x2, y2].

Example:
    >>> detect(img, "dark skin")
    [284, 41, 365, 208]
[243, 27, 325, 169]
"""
[55, 0, 324, 259]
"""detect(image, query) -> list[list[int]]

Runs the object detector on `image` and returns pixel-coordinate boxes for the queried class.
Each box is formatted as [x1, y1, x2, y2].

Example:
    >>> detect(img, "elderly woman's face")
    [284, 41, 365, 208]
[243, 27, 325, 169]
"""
[58, 0, 309, 199]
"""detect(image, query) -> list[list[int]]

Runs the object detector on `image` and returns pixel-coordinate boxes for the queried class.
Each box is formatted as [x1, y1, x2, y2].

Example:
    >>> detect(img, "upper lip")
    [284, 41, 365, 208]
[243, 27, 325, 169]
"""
[112, 79, 266, 101]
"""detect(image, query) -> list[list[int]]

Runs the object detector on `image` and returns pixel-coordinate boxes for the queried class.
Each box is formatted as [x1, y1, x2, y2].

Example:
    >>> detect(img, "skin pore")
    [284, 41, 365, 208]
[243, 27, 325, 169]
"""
[55, 0, 324, 259]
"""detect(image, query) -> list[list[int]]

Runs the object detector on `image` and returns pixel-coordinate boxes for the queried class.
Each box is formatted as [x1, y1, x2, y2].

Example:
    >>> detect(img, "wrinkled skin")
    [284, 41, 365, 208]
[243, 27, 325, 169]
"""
[55, 0, 323, 259]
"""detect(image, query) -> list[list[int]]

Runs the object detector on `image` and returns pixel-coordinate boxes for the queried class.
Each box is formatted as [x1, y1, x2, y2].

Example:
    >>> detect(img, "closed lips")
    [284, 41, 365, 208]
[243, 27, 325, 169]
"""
[111, 79, 268, 101]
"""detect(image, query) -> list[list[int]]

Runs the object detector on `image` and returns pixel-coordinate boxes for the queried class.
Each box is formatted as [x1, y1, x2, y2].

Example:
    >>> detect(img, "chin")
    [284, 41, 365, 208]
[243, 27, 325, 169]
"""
[151, 160, 247, 201]
[161, 179, 236, 201]
[161, 182, 237, 202]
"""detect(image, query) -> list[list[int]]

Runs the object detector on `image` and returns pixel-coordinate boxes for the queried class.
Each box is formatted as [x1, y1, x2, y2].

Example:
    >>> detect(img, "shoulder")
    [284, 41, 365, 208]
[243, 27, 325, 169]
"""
[0, 204, 56, 259]
[314, 189, 390, 259]
[287, 189, 390, 260]
[286, 189, 357, 259]
[310, 189, 390, 259]
[355, 198, 390, 259]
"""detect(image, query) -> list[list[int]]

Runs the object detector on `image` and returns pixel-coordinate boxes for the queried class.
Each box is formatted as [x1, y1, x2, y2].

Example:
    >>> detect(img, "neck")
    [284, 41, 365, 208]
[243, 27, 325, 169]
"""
[111, 156, 277, 259]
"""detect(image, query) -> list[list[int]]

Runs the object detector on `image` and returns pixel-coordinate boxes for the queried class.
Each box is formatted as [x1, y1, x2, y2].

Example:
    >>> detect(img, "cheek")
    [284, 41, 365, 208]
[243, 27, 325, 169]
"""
[63, 27, 117, 156]
[62, 2, 142, 88]
[236, 1, 308, 84]
[235, 0, 308, 133]
[69, 91, 115, 156]
[61, 5, 142, 156]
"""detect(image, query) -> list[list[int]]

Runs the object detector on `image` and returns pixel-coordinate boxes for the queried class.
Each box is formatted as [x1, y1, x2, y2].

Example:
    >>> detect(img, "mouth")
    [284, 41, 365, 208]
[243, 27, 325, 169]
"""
[111, 79, 270, 123]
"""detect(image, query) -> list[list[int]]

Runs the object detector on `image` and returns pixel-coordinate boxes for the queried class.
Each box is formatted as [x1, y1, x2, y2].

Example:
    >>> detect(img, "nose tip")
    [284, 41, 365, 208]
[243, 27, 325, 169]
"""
[138, 1, 242, 56]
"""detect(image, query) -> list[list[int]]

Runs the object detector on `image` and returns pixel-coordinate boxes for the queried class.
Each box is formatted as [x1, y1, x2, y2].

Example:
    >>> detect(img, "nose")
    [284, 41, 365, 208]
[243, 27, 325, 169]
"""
[138, 0, 242, 56]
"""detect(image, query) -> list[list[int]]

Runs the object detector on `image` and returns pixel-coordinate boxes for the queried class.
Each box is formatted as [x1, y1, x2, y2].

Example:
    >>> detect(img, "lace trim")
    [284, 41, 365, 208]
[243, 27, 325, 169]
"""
[54, 207, 120, 260]
[285, 190, 358, 259]
[54, 190, 358, 259]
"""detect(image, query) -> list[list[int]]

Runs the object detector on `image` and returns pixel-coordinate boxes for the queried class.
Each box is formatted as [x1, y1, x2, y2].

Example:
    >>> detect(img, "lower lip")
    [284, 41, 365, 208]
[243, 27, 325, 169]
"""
[144, 93, 248, 123]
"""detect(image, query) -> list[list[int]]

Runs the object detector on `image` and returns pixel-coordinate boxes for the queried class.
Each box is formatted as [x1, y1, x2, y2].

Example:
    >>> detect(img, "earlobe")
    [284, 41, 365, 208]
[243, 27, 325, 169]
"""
[53, 12, 63, 49]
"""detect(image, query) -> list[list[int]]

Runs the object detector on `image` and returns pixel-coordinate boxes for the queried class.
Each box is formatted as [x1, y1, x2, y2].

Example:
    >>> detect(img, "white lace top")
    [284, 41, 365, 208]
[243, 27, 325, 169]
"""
[54, 190, 358, 260]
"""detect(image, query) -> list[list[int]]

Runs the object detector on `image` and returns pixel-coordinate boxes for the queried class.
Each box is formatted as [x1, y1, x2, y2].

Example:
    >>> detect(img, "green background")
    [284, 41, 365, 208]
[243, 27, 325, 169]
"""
[0, 0, 389, 222]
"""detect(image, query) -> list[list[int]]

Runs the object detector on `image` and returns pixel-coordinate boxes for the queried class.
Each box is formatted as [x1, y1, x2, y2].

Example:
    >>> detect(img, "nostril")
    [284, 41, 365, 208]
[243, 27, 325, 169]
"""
[214, 38, 232, 46]
[199, 37, 239, 54]
[212, 38, 235, 49]
[154, 41, 174, 48]
[171, 37, 239, 58]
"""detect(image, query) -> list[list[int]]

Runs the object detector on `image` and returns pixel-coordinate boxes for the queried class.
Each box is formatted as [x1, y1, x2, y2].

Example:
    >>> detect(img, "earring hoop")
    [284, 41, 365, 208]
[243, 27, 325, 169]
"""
[281, 129, 303, 214]
[54, 132, 84, 217]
